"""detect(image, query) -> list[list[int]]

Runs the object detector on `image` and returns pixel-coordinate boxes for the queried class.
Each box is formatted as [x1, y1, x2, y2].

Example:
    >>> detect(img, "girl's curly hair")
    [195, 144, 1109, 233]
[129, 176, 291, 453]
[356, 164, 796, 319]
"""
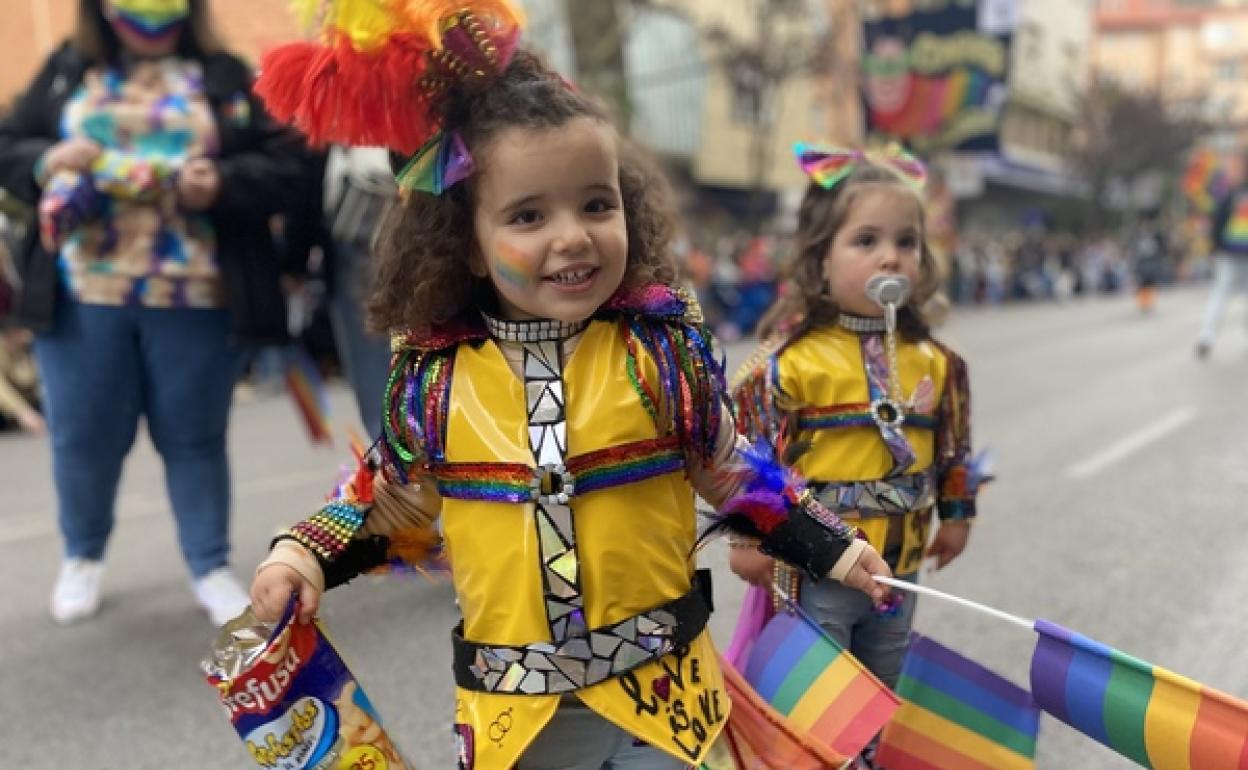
[367, 51, 677, 333]
[756, 163, 945, 341]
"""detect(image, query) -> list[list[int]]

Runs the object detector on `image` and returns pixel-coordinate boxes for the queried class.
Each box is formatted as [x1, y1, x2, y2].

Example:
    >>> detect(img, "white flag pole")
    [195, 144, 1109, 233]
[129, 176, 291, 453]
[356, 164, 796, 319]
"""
[873, 575, 1035, 631]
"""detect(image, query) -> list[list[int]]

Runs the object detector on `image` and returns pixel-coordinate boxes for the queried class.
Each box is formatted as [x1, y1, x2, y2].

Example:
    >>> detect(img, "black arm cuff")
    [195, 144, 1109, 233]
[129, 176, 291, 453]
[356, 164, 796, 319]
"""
[319, 535, 391, 590]
[758, 513, 851, 581]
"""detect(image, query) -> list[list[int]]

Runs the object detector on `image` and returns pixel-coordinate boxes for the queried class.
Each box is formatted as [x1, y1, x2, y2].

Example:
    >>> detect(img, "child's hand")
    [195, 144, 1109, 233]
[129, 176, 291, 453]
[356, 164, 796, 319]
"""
[841, 544, 893, 606]
[251, 564, 321, 624]
[728, 543, 774, 587]
[926, 520, 971, 569]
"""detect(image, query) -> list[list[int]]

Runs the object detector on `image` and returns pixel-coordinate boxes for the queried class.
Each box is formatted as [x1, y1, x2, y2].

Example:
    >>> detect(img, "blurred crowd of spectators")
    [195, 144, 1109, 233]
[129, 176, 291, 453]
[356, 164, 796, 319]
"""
[678, 219, 1204, 342]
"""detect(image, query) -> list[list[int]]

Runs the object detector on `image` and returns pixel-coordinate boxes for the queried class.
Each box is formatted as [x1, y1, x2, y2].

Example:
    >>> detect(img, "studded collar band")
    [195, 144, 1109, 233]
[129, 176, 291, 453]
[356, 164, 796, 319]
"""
[836, 312, 888, 334]
[482, 314, 589, 343]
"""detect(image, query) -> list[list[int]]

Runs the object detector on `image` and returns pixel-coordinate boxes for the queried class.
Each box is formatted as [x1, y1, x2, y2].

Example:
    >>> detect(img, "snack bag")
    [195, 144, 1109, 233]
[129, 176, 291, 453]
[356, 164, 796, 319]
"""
[202, 599, 414, 770]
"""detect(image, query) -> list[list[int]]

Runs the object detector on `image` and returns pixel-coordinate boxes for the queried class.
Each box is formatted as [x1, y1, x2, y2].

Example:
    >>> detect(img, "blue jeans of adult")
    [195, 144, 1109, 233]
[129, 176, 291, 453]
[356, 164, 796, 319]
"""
[798, 572, 918, 689]
[34, 299, 239, 578]
[329, 241, 392, 439]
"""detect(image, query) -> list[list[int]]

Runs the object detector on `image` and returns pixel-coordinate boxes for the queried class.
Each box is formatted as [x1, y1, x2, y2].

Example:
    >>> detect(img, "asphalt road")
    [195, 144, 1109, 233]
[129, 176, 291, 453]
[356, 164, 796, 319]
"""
[1, 285, 1245, 768]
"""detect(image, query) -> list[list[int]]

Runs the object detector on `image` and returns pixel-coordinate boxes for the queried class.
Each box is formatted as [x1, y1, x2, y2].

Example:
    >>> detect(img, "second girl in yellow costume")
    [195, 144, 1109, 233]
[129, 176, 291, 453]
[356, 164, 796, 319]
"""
[731, 145, 983, 695]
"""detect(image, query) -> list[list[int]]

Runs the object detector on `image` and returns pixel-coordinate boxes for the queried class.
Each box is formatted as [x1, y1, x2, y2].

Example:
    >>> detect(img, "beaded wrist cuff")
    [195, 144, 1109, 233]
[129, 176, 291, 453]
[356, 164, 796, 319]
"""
[797, 488, 858, 543]
[283, 501, 368, 562]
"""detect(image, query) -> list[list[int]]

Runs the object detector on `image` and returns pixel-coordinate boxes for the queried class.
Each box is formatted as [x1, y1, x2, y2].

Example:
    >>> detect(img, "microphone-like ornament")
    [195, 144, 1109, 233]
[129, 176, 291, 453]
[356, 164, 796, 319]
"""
[864, 274, 911, 334]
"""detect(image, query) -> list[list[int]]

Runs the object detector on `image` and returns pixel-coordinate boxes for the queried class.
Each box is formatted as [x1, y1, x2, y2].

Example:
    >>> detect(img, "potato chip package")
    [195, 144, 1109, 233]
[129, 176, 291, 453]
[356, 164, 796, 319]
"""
[202, 600, 414, 770]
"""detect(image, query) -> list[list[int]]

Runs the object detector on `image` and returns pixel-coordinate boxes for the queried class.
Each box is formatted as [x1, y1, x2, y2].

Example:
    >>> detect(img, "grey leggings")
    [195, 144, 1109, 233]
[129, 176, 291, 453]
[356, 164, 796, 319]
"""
[516, 697, 689, 770]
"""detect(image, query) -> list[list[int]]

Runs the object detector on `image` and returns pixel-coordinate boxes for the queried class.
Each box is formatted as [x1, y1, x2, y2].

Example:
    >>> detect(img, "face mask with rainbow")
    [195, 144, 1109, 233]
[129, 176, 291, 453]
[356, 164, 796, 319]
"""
[108, 0, 190, 42]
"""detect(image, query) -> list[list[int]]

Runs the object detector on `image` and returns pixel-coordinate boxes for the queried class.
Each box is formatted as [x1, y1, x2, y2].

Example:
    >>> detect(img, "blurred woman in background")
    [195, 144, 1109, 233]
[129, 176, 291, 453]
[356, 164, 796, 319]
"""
[0, 0, 304, 625]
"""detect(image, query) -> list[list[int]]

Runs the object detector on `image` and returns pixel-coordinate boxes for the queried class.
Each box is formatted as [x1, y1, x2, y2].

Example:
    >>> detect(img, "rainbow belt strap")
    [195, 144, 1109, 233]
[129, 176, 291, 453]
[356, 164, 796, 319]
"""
[429, 435, 683, 503]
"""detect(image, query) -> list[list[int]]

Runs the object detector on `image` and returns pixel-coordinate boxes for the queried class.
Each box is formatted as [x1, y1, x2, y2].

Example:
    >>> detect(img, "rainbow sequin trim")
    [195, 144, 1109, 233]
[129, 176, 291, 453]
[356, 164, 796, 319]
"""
[431, 436, 684, 502]
[797, 403, 937, 432]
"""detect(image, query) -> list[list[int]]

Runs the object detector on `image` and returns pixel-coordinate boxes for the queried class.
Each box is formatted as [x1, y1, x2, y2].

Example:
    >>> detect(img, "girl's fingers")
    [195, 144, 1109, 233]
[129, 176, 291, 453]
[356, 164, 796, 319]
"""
[298, 583, 320, 624]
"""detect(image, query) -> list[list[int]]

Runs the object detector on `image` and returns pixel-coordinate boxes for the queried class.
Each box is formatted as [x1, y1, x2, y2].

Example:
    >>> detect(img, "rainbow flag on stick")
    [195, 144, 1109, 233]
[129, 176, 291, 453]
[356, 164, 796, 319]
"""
[743, 604, 900, 758]
[284, 347, 332, 444]
[876, 634, 1039, 770]
[701, 658, 851, 770]
[1031, 619, 1248, 769]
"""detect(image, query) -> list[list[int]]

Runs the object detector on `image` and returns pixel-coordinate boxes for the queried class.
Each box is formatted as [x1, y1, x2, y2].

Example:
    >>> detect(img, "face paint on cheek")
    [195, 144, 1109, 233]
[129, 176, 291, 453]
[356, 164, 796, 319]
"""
[493, 241, 536, 290]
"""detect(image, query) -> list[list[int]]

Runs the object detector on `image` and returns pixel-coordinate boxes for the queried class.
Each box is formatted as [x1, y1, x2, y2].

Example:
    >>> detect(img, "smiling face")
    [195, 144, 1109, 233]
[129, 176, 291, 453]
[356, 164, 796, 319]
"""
[470, 116, 628, 323]
[822, 183, 924, 317]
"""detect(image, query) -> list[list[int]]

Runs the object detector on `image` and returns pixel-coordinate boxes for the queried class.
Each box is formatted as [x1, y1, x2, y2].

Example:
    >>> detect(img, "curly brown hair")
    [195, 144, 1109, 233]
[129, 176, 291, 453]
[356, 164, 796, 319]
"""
[756, 163, 945, 341]
[367, 51, 677, 333]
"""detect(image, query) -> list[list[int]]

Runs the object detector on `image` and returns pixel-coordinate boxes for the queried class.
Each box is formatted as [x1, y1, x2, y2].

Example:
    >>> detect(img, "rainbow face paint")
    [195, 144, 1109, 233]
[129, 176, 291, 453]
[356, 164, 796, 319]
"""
[109, 0, 190, 41]
[493, 241, 535, 289]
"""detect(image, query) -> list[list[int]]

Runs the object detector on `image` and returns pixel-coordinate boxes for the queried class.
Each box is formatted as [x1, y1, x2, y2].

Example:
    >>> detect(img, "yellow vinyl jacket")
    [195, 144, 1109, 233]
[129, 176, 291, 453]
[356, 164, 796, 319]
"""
[270, 286, 859, 770]
[733, 319, 977, 576]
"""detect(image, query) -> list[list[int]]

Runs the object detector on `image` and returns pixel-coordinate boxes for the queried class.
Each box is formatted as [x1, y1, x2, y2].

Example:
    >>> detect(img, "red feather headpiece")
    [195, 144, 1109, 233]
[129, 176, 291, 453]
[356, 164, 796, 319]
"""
[255, 1, 525, 155]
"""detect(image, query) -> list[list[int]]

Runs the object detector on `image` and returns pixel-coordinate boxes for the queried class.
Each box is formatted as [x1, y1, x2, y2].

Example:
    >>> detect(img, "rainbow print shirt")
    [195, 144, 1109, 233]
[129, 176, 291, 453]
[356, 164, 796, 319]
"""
[55, 58, 221, 308]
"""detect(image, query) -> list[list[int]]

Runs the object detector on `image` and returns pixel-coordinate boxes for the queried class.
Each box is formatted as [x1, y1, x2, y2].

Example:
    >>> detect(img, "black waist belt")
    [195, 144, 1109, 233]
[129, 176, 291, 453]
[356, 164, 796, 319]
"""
[452, 571, 712, 694]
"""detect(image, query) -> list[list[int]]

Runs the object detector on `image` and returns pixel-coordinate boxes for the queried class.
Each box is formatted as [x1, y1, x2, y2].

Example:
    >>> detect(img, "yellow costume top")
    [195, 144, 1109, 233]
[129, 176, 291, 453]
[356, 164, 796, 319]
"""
[734, 317, 978, 576]
[271, 286, 861, 770]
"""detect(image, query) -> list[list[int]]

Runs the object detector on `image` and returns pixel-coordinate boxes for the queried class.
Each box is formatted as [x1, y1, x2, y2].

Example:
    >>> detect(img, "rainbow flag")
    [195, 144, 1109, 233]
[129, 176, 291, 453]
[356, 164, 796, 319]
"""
[700, 658, 850, 770]
[1031, 619, 1248, 769]
[743, 605, 900, 758]
[285, 347, 332, 444]
[876, 634, 1039, 770]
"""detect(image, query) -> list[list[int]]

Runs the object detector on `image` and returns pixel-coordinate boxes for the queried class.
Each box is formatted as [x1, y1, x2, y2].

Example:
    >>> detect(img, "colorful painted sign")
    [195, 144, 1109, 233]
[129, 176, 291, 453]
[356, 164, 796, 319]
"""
[862, 3, 1012, 152]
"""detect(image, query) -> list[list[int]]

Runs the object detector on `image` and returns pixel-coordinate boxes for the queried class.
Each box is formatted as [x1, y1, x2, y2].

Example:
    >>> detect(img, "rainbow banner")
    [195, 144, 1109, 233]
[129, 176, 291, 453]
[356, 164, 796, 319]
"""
[1031, 619, 1248, 769]
[743, 605, 900, 758]
[862, 3, 1013, 152]
[285, 347, 332, 444]
[876, 634, 1039, 770]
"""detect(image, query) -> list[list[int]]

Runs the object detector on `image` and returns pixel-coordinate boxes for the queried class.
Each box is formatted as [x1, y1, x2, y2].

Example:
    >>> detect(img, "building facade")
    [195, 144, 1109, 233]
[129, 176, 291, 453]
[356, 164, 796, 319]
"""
[1094, 0, 1248, 158]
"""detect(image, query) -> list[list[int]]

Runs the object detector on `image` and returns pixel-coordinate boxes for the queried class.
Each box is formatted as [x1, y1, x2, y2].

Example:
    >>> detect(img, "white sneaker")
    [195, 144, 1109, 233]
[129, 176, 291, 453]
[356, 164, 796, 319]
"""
[50, 558, 104, 624]
[193, 567, 251, 627]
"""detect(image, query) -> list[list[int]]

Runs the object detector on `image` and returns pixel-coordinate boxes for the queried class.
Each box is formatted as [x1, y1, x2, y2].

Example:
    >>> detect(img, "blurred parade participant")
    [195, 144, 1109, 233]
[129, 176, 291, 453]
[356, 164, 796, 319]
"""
[1132, 216, 1166, 314]
[0, 0, 304, 625]
[244, 5, 891, 768]
[731, 144, 984, 767]
[1196, 179, 1248, 358]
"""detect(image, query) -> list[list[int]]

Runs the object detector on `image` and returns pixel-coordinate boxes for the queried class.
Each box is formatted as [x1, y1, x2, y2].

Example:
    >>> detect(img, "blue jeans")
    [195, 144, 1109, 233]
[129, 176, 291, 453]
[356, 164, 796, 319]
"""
[798, 573, 918, 689]
[34, 300, 239, 578]
[329, 241, 392, 439]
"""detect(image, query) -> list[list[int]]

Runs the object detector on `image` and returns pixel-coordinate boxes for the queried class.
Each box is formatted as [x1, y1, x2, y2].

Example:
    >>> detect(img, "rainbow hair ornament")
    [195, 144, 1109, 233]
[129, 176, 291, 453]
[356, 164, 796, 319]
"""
[257, 0, 525, 157]
[795, 142, 928, 192]
[395, 129, 474, 198]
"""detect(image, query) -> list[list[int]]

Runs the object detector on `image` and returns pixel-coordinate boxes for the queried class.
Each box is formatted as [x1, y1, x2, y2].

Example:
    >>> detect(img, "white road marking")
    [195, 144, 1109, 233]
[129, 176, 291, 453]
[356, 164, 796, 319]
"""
[1064, 406, 1198, 480]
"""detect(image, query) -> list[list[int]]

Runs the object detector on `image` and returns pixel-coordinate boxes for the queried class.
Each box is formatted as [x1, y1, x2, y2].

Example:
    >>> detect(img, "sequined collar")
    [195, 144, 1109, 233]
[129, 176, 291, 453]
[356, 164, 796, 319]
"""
[836, 313, 887, 334]
[481, 314, 589, 343]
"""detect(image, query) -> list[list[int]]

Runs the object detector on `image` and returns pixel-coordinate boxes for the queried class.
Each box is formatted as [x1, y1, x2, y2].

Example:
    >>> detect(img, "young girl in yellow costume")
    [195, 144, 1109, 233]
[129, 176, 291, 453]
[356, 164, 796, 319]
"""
[730, 147, 984, 761]
[244, 4, 891, 769]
